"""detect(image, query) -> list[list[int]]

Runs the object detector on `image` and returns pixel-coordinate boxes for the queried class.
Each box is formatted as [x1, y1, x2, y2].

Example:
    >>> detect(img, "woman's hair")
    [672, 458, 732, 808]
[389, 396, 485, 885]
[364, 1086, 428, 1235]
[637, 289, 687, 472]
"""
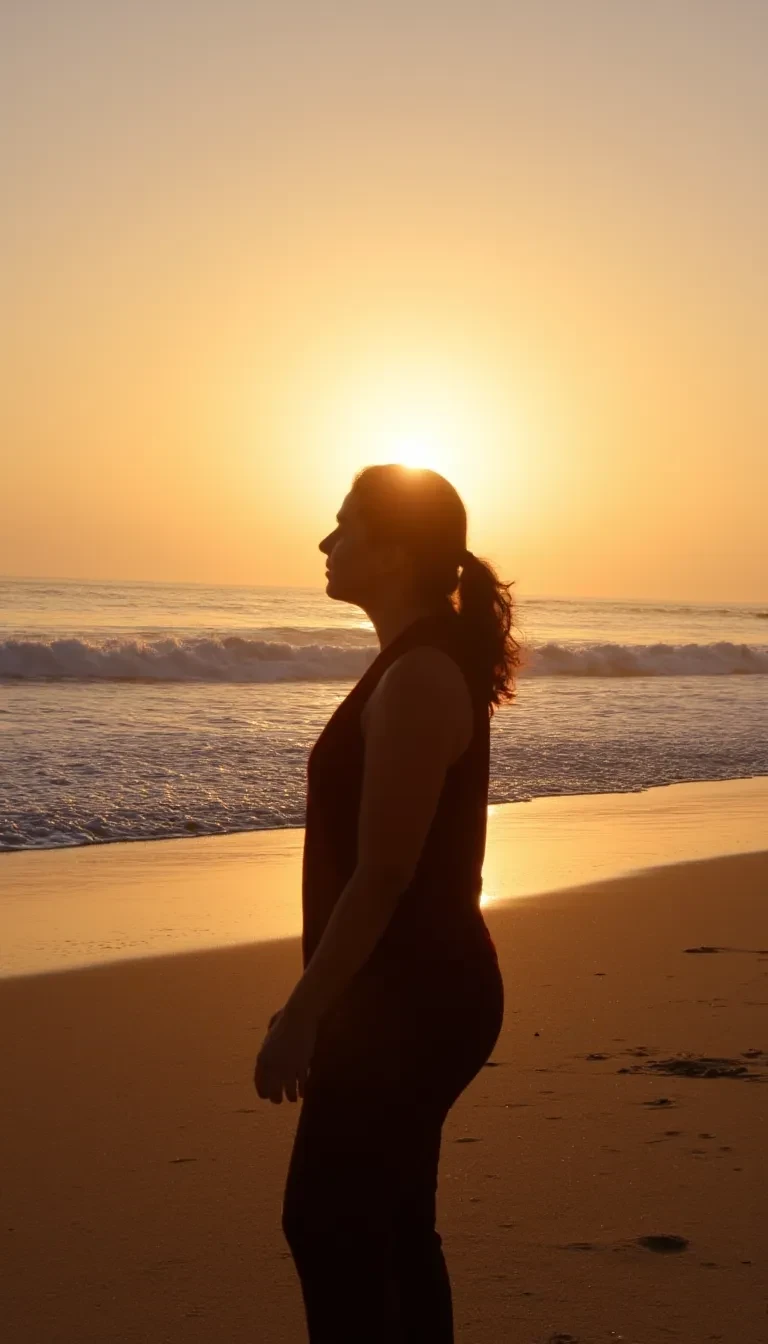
[351, 463, 521, 712]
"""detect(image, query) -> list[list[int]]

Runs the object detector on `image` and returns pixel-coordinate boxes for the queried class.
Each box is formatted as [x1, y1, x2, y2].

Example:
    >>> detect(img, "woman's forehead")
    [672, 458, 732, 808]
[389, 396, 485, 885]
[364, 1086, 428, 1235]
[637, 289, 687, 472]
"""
[337, 493, 357, 524]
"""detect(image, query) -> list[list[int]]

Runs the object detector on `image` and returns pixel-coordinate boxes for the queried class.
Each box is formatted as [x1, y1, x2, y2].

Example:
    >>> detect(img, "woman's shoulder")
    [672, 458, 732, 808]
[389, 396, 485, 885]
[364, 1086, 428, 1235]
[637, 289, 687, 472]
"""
[377, 636, 469, 695]
[361, 642, 475, 754]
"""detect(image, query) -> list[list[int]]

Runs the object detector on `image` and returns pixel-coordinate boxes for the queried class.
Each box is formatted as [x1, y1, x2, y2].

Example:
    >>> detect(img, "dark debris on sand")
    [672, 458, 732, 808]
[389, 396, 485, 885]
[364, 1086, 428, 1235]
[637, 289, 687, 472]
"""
[622, 1053, 766, 1081]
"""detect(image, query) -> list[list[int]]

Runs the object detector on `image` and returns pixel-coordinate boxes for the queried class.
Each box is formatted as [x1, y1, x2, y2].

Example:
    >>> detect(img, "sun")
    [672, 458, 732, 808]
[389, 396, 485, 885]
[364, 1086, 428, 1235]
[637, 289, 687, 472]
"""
[280, 346, 533, 528]
[386, 431, 453, 474]
[329, 370, 490, 491]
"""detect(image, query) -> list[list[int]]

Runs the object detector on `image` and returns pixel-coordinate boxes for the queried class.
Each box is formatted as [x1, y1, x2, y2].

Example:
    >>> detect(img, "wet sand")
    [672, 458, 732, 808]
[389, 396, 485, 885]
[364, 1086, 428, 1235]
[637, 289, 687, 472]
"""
[2, 774, 767, 980]
[1, 831, 766, 1340]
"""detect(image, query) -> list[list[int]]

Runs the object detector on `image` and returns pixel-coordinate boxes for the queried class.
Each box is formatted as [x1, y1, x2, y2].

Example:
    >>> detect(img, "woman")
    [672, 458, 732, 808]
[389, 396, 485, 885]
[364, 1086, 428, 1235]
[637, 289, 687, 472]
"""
[254, 463, 520, 1342]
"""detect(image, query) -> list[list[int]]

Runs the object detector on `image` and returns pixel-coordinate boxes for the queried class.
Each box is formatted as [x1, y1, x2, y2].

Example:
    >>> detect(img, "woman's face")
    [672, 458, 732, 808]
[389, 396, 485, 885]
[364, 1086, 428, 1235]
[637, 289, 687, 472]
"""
[319, 491, 402, 606]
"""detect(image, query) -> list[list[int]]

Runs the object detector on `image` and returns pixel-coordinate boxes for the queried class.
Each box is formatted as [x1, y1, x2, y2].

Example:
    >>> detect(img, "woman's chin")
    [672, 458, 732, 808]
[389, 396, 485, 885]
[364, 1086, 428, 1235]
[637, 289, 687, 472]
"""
[325, 574, 353, 604]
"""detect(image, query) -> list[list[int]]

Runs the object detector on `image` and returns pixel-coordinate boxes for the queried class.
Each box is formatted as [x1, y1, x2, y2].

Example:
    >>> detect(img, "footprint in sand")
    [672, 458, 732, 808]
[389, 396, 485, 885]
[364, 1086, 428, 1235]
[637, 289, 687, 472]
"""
[684, 944, 768, 955]
[560, 1234, 693, 1263]
[637, 1234, 689, 1253]
[616, 1047, 659, 1069]
[646, 1128, 684, 1144]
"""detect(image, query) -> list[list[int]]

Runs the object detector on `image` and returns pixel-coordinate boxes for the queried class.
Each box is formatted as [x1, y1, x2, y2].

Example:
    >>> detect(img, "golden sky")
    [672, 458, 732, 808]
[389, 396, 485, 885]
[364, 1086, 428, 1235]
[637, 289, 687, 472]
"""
[2, 2, 766, 601]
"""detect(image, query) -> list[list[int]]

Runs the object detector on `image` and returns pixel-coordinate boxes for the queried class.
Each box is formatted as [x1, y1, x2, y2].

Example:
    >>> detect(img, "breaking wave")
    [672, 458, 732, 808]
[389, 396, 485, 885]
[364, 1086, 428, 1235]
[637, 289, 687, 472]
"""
[2, 634, 767, 681]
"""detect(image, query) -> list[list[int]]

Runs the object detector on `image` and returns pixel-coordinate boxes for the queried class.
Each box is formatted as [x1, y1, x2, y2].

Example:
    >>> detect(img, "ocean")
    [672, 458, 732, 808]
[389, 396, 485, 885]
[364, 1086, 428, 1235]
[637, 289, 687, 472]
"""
[1, 577, 766, 853]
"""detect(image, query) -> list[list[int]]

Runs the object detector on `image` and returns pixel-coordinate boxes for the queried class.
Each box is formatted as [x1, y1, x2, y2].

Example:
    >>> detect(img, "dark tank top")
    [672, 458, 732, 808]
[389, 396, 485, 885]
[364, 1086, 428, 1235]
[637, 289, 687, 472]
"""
[301, 606, 499, 989]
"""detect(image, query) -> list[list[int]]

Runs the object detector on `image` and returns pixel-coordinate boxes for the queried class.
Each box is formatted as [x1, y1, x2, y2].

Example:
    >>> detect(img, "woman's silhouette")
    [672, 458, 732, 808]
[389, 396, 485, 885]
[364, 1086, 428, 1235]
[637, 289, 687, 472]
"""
[255, 463, 520, 1342]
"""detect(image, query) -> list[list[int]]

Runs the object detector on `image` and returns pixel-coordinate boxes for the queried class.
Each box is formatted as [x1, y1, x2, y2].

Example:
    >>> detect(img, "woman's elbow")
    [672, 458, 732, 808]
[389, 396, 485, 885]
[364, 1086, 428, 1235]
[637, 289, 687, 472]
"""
[356, 857, 415, 899]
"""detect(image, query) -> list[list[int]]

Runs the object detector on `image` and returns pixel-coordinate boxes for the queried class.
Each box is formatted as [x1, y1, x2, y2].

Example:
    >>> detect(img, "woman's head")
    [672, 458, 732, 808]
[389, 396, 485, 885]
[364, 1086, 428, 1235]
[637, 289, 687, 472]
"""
[319, 463, 520, 710]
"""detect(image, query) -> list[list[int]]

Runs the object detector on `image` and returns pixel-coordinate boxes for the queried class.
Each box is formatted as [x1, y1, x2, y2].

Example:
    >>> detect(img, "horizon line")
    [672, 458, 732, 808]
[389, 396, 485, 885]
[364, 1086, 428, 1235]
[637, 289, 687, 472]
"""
[1, 574, 765, 609]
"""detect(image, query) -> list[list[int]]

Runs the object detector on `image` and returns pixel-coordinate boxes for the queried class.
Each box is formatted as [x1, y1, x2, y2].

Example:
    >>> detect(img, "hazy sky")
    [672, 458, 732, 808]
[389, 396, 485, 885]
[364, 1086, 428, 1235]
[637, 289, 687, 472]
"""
[2, 1, 766, 600]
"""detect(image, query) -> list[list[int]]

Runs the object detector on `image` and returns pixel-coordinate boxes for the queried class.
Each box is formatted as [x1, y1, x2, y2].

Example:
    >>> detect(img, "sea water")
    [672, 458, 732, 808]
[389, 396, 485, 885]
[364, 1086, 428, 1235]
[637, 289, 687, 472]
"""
[1, 577, 766, 852]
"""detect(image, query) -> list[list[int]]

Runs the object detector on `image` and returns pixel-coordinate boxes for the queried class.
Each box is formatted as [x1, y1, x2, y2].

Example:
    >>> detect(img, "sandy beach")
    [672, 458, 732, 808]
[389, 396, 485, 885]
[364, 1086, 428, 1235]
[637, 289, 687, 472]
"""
[2, 790, 767, 1342]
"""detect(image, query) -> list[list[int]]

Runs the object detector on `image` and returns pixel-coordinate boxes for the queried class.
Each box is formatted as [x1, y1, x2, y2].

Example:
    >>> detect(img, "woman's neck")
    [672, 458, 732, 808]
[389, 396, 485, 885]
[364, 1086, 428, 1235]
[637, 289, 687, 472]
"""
[364, 597, 452, 651]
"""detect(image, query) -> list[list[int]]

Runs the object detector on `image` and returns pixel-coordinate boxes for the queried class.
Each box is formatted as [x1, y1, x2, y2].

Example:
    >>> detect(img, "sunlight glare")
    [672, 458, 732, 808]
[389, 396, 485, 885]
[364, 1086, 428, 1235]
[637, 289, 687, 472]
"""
[270, 345, 540, 545]
[326, 360, 510, 500]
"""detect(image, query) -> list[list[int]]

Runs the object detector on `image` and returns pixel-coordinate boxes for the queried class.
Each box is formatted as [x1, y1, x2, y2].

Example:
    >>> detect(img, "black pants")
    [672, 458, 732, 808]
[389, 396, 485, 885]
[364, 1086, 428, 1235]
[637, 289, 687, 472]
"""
[281, 949, 504, 1343]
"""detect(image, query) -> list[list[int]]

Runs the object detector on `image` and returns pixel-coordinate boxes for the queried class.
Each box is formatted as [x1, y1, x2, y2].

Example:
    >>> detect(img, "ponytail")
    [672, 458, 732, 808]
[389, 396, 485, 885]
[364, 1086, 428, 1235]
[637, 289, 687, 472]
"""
[456, 550, 521, 713]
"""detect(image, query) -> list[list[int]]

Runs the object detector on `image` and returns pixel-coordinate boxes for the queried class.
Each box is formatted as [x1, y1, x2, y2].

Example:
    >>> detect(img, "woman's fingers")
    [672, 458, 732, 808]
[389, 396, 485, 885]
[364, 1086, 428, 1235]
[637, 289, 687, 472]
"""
[254, 1060, 268, 1099]
[254, 1024, 307, 1103]
[255, 1058, 290, 1105]
[255, 1053, 278, 1102]
[260, 1064, 283, 1104]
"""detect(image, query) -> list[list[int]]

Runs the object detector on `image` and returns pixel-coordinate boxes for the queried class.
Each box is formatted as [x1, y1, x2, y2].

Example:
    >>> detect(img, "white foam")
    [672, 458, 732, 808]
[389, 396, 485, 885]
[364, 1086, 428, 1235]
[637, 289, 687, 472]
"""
[0, 635, 374, 683]
[1, 635, 767, 682]
[526, 640, 768, 677]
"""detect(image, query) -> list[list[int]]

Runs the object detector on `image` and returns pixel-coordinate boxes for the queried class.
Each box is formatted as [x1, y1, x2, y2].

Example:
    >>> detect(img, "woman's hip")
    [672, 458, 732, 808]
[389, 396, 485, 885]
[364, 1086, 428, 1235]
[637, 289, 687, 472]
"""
[310, 952, 504, 1101]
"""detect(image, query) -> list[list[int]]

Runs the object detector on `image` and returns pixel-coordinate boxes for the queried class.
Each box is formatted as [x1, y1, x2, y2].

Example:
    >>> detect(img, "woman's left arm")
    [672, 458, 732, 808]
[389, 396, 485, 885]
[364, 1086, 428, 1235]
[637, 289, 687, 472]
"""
[280, 646, 471, 1026]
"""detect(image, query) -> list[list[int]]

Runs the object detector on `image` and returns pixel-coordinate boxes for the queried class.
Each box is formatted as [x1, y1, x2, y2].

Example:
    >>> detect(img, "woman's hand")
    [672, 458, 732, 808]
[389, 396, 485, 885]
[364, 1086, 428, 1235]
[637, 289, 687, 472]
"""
[254, 1007, 318, 1104]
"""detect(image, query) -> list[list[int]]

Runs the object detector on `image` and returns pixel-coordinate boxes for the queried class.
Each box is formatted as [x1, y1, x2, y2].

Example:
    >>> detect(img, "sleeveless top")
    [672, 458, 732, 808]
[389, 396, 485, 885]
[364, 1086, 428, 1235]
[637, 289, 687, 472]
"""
[301, 606, 499, 991]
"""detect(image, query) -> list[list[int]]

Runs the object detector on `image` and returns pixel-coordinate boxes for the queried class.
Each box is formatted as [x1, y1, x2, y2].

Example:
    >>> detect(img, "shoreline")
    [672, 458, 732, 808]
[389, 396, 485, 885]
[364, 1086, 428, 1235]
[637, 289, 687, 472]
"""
[3, 768, 767, 862]
[2, 774, 767, 980]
